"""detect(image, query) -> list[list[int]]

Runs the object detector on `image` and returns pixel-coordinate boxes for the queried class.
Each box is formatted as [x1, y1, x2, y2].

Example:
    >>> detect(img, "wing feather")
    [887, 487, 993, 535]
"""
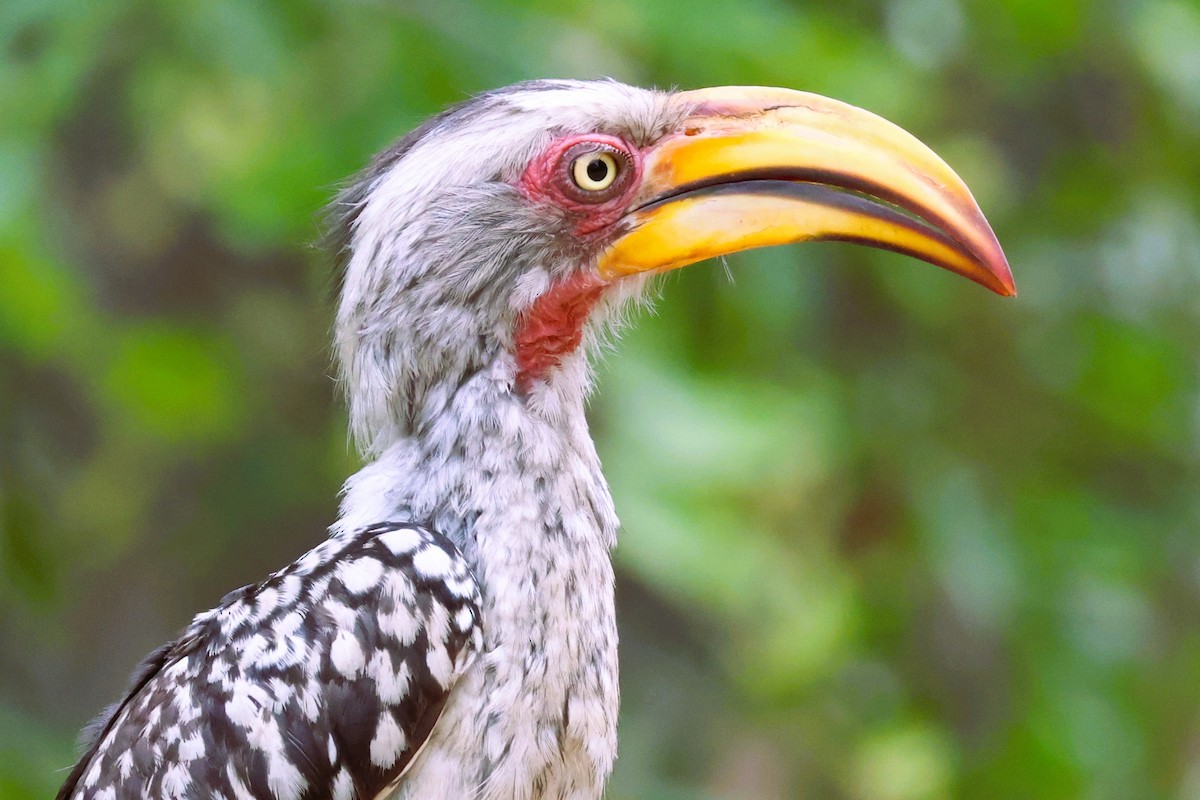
[57, 522, 482, 800]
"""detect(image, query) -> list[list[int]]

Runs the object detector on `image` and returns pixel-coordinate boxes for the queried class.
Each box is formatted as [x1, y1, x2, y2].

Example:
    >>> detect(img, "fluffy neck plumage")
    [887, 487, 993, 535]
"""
[338, 352, 613, 524]
[333, 325, 622, 800]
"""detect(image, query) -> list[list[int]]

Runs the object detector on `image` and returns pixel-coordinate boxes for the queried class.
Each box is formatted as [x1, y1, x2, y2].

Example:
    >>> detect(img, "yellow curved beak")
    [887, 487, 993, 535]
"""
[597, 86, 1015, 297]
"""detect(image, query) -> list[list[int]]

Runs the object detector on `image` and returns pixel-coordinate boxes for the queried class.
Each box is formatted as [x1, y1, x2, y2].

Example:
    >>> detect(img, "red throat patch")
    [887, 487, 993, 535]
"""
[514, 273, 608, 392]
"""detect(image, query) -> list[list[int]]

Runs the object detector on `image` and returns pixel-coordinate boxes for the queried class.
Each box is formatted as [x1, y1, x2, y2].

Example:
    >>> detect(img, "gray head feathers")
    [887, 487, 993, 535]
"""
[327, 80, 682, 455]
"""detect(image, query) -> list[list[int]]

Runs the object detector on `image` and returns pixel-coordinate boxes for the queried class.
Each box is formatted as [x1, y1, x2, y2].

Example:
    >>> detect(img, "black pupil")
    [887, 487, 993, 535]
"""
[586, 157, 609, 183]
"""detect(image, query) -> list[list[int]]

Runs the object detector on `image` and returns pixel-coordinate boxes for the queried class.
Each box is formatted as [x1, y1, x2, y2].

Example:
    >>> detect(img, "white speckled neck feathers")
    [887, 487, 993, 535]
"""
[335, 352, 621, 799]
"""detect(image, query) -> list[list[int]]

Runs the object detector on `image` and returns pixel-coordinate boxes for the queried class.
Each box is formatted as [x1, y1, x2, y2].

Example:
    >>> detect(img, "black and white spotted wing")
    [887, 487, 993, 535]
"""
[57, 522, 482, 800]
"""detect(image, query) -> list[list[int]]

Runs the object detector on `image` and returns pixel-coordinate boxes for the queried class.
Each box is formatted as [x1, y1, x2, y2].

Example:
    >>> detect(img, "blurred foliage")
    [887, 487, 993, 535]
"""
[2, 0, 1200, 798]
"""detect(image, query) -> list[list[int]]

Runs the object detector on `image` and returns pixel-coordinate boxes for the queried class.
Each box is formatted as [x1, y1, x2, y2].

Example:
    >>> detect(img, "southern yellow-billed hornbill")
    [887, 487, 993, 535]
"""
[59, 81, 1013, 800]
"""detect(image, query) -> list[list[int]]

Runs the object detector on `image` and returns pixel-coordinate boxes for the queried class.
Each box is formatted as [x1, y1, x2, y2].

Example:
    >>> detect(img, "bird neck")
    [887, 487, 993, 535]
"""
[334, 353, 619, 555]
[333, 348, 623, 799]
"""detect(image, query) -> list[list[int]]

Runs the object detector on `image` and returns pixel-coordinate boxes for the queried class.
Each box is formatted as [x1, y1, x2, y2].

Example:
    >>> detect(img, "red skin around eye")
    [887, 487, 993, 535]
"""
[516, 133, 642, 236]
[512, 134, 642, 391]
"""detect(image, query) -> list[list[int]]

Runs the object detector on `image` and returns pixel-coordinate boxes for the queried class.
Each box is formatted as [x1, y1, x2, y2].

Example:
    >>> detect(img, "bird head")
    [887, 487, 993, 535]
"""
[330, 80, 1013, 454]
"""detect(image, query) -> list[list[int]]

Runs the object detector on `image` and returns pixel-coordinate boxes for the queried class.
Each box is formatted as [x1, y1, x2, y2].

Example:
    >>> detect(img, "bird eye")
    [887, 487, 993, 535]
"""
[571, 152, 619, 192]
[548, 138, 636, 207]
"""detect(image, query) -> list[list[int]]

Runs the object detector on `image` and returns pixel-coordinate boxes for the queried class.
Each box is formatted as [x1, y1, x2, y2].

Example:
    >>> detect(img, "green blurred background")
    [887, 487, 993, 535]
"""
[3, 0, 1200, 797]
